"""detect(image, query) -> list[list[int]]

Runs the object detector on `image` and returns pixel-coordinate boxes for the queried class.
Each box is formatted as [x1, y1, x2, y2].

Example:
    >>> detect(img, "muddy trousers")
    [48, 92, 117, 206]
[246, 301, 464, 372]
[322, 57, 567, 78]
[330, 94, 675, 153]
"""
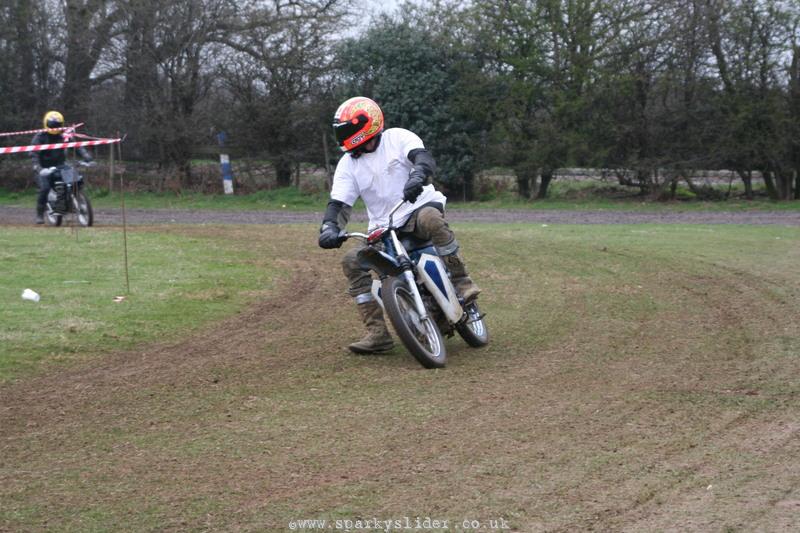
[340, 207, 479, 352]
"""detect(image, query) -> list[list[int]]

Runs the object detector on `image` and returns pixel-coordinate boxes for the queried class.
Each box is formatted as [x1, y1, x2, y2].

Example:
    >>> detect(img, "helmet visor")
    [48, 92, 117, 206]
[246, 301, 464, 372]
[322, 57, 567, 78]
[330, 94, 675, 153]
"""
[333, 114, 368, 150]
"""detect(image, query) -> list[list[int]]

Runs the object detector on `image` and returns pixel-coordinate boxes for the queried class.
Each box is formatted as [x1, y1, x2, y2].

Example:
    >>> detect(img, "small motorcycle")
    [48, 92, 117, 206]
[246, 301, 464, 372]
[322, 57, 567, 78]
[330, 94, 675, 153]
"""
[343, 201, 488, 368]
[44, 162, 94, 227]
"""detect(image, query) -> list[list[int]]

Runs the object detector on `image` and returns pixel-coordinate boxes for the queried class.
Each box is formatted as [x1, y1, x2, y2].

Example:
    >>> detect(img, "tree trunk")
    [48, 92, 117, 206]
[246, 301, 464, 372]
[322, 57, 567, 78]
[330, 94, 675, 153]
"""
[737, 170, 753, 200]
[515, 170, 532, 199]
[322, 131, 332, 190]
[791, 45, 799, 199]
[795, 170, 799, 200]
[12, 1, 37, 119]
[62, 0, 115, 119]
[536, 170, 553, 199]
[179, 160, 192, 191]
[275, 157, 293, 188]
[778, 170, 793, 200]
[763, 170, 779, 200]
[462, 173, 475, 202]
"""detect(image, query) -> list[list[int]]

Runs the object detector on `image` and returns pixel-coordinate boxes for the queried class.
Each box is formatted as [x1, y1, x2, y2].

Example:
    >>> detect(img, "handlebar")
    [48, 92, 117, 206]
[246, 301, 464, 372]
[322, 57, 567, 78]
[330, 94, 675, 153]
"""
[342, 231, 369, 240]
[387, 200, 405, 228]
[340, 200, 407, 243]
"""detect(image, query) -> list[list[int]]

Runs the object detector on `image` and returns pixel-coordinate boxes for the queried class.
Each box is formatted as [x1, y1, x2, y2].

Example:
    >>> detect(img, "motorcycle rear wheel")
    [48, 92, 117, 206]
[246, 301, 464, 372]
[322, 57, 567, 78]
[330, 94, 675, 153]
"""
[73, 191, 93, 227]
[455, 301, 489, 347]
[382, 276, 447, 368]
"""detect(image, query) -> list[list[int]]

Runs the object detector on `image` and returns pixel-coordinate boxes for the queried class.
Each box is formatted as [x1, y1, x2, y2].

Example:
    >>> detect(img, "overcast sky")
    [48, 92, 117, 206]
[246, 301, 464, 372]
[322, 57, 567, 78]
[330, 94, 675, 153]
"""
[359, 0, 403, 18]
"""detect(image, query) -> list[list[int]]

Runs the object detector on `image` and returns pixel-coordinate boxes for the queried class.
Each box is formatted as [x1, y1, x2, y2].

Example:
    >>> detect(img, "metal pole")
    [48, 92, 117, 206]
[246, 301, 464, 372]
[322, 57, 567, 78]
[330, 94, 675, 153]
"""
[116, 135, 130, 293]
[108, 138, 114, 193]
[72, 158, 79, 241]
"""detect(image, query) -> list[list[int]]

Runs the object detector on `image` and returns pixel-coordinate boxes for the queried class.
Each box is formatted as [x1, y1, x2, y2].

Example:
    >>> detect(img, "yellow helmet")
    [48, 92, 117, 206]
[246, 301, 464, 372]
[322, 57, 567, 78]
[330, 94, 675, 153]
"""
[43, 111, 65, 134]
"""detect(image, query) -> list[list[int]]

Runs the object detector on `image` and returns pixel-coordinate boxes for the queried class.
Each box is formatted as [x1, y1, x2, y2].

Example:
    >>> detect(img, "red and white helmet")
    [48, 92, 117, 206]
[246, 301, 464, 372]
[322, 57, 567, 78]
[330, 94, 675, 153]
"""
[332, 96, 384, 152]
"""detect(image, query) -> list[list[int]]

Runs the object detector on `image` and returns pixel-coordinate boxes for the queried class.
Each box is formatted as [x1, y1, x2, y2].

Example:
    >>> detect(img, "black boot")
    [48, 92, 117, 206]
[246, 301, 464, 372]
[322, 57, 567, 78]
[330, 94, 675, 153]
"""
[35, 204, 45, 225]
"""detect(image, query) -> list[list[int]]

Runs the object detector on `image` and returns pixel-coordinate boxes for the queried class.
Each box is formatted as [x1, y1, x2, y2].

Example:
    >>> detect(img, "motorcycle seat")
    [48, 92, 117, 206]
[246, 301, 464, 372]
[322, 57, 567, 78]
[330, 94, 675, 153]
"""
[398, 233, 436, 254]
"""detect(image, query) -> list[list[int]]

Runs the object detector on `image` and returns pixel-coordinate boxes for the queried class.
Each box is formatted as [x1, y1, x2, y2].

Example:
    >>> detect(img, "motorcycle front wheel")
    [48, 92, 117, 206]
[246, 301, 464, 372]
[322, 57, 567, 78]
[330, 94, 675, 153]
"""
[455, 301, 489, 347]
[45, 206, 62, 227]
[382, 276, 447, 368]
[73, 191, 93, 227]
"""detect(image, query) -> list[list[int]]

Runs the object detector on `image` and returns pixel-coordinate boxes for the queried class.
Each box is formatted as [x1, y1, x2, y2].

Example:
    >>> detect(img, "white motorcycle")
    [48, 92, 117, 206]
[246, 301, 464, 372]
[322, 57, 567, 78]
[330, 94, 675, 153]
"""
[343, 201, 488, 368]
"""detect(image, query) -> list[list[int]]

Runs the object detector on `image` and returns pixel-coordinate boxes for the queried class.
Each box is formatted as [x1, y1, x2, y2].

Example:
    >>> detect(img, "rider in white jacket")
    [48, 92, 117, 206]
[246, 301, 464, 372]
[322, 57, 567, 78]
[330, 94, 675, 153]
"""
[318, 96, 480, 354]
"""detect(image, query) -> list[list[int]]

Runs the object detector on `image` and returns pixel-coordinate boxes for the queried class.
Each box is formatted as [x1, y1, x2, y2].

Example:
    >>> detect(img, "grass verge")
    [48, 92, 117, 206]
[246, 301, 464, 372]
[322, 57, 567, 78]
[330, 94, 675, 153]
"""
[0, 226, 278, 381]
[2, 184, 798, 212]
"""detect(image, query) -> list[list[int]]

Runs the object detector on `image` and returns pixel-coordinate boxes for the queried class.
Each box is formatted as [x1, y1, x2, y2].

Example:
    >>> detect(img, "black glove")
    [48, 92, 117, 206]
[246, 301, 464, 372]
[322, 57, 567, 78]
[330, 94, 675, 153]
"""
[318, 222, 343, 249]
[403, 169, 426, 203]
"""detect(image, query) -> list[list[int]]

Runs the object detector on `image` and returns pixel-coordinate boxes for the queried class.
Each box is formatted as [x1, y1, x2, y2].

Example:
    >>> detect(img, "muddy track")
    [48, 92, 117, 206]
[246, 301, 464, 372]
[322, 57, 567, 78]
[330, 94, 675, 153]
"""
[1, 204, 799, 226]
[2, 219, 799, 530]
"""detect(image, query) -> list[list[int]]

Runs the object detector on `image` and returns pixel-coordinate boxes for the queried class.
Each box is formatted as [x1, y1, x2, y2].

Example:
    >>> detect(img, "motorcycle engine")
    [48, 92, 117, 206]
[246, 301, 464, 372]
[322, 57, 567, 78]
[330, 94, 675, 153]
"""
[49, 182, 68, 213]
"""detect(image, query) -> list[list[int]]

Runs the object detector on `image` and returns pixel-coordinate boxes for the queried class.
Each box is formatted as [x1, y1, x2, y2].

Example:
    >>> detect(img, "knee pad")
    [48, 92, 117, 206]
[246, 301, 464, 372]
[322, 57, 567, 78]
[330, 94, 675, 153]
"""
[354, 292, 375, 304]
[436, 238, 459, 256]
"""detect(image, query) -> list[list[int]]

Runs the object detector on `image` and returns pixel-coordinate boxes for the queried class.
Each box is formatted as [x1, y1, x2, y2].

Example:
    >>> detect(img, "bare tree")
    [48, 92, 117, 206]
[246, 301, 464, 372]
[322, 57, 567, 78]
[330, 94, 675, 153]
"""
[59, 0, 123, 118]
[109, 0, 346, 186]
[216, 0, 348, 187]
[0, 1, 53, 130]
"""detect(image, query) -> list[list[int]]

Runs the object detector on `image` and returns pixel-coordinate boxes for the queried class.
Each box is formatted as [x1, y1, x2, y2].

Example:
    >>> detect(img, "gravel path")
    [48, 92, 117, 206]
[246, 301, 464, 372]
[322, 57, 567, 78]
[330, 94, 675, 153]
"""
[1, 205, 799, 226]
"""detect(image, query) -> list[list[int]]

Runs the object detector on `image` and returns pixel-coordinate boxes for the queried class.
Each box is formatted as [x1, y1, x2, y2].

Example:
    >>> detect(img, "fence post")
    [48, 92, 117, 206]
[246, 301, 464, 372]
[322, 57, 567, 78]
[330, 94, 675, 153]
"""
[217, 131, 234, 195]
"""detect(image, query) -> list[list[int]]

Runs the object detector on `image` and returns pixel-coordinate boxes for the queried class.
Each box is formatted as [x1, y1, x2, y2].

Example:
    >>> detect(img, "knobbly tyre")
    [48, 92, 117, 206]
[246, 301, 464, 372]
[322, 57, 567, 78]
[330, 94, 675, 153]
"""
[341, 201, 488, 368]
[42, 161, 94, 227]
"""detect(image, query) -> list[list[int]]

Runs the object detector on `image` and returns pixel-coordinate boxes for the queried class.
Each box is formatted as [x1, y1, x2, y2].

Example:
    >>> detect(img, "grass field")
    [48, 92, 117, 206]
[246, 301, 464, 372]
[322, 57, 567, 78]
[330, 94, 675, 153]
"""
[0, 226, 278, 381]
[1, 222, 799, 531]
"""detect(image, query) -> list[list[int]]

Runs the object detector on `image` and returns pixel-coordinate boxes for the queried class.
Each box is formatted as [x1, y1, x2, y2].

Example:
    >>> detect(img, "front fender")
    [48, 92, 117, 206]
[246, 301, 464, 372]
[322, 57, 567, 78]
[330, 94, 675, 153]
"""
[357, 246, 404, 277]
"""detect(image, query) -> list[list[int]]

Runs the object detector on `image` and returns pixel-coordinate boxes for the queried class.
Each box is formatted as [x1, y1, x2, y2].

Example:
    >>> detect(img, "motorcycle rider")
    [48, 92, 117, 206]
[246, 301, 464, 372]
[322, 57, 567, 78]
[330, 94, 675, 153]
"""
[30, 111, 93, 224]
[318, 96, 480, 354]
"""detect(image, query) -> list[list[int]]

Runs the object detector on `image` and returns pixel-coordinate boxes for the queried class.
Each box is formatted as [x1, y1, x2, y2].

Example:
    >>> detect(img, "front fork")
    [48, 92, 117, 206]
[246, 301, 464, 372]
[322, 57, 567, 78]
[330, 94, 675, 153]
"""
[401, 268, 430, 321]
[391, 229, 430, 322]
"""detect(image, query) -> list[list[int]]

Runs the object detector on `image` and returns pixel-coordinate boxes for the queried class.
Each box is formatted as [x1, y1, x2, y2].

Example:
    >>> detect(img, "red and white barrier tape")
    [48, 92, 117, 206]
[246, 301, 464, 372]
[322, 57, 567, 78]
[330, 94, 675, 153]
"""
[0, 137, 121, 155]
[0, 123, 84, 138]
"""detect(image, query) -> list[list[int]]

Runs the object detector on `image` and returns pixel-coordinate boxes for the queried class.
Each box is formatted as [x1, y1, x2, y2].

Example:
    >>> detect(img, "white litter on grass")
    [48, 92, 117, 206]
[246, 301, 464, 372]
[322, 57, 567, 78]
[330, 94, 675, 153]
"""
[21, 289, 40, 302]
[542, 224, 549, 227]
[113, 296, 127, 303]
